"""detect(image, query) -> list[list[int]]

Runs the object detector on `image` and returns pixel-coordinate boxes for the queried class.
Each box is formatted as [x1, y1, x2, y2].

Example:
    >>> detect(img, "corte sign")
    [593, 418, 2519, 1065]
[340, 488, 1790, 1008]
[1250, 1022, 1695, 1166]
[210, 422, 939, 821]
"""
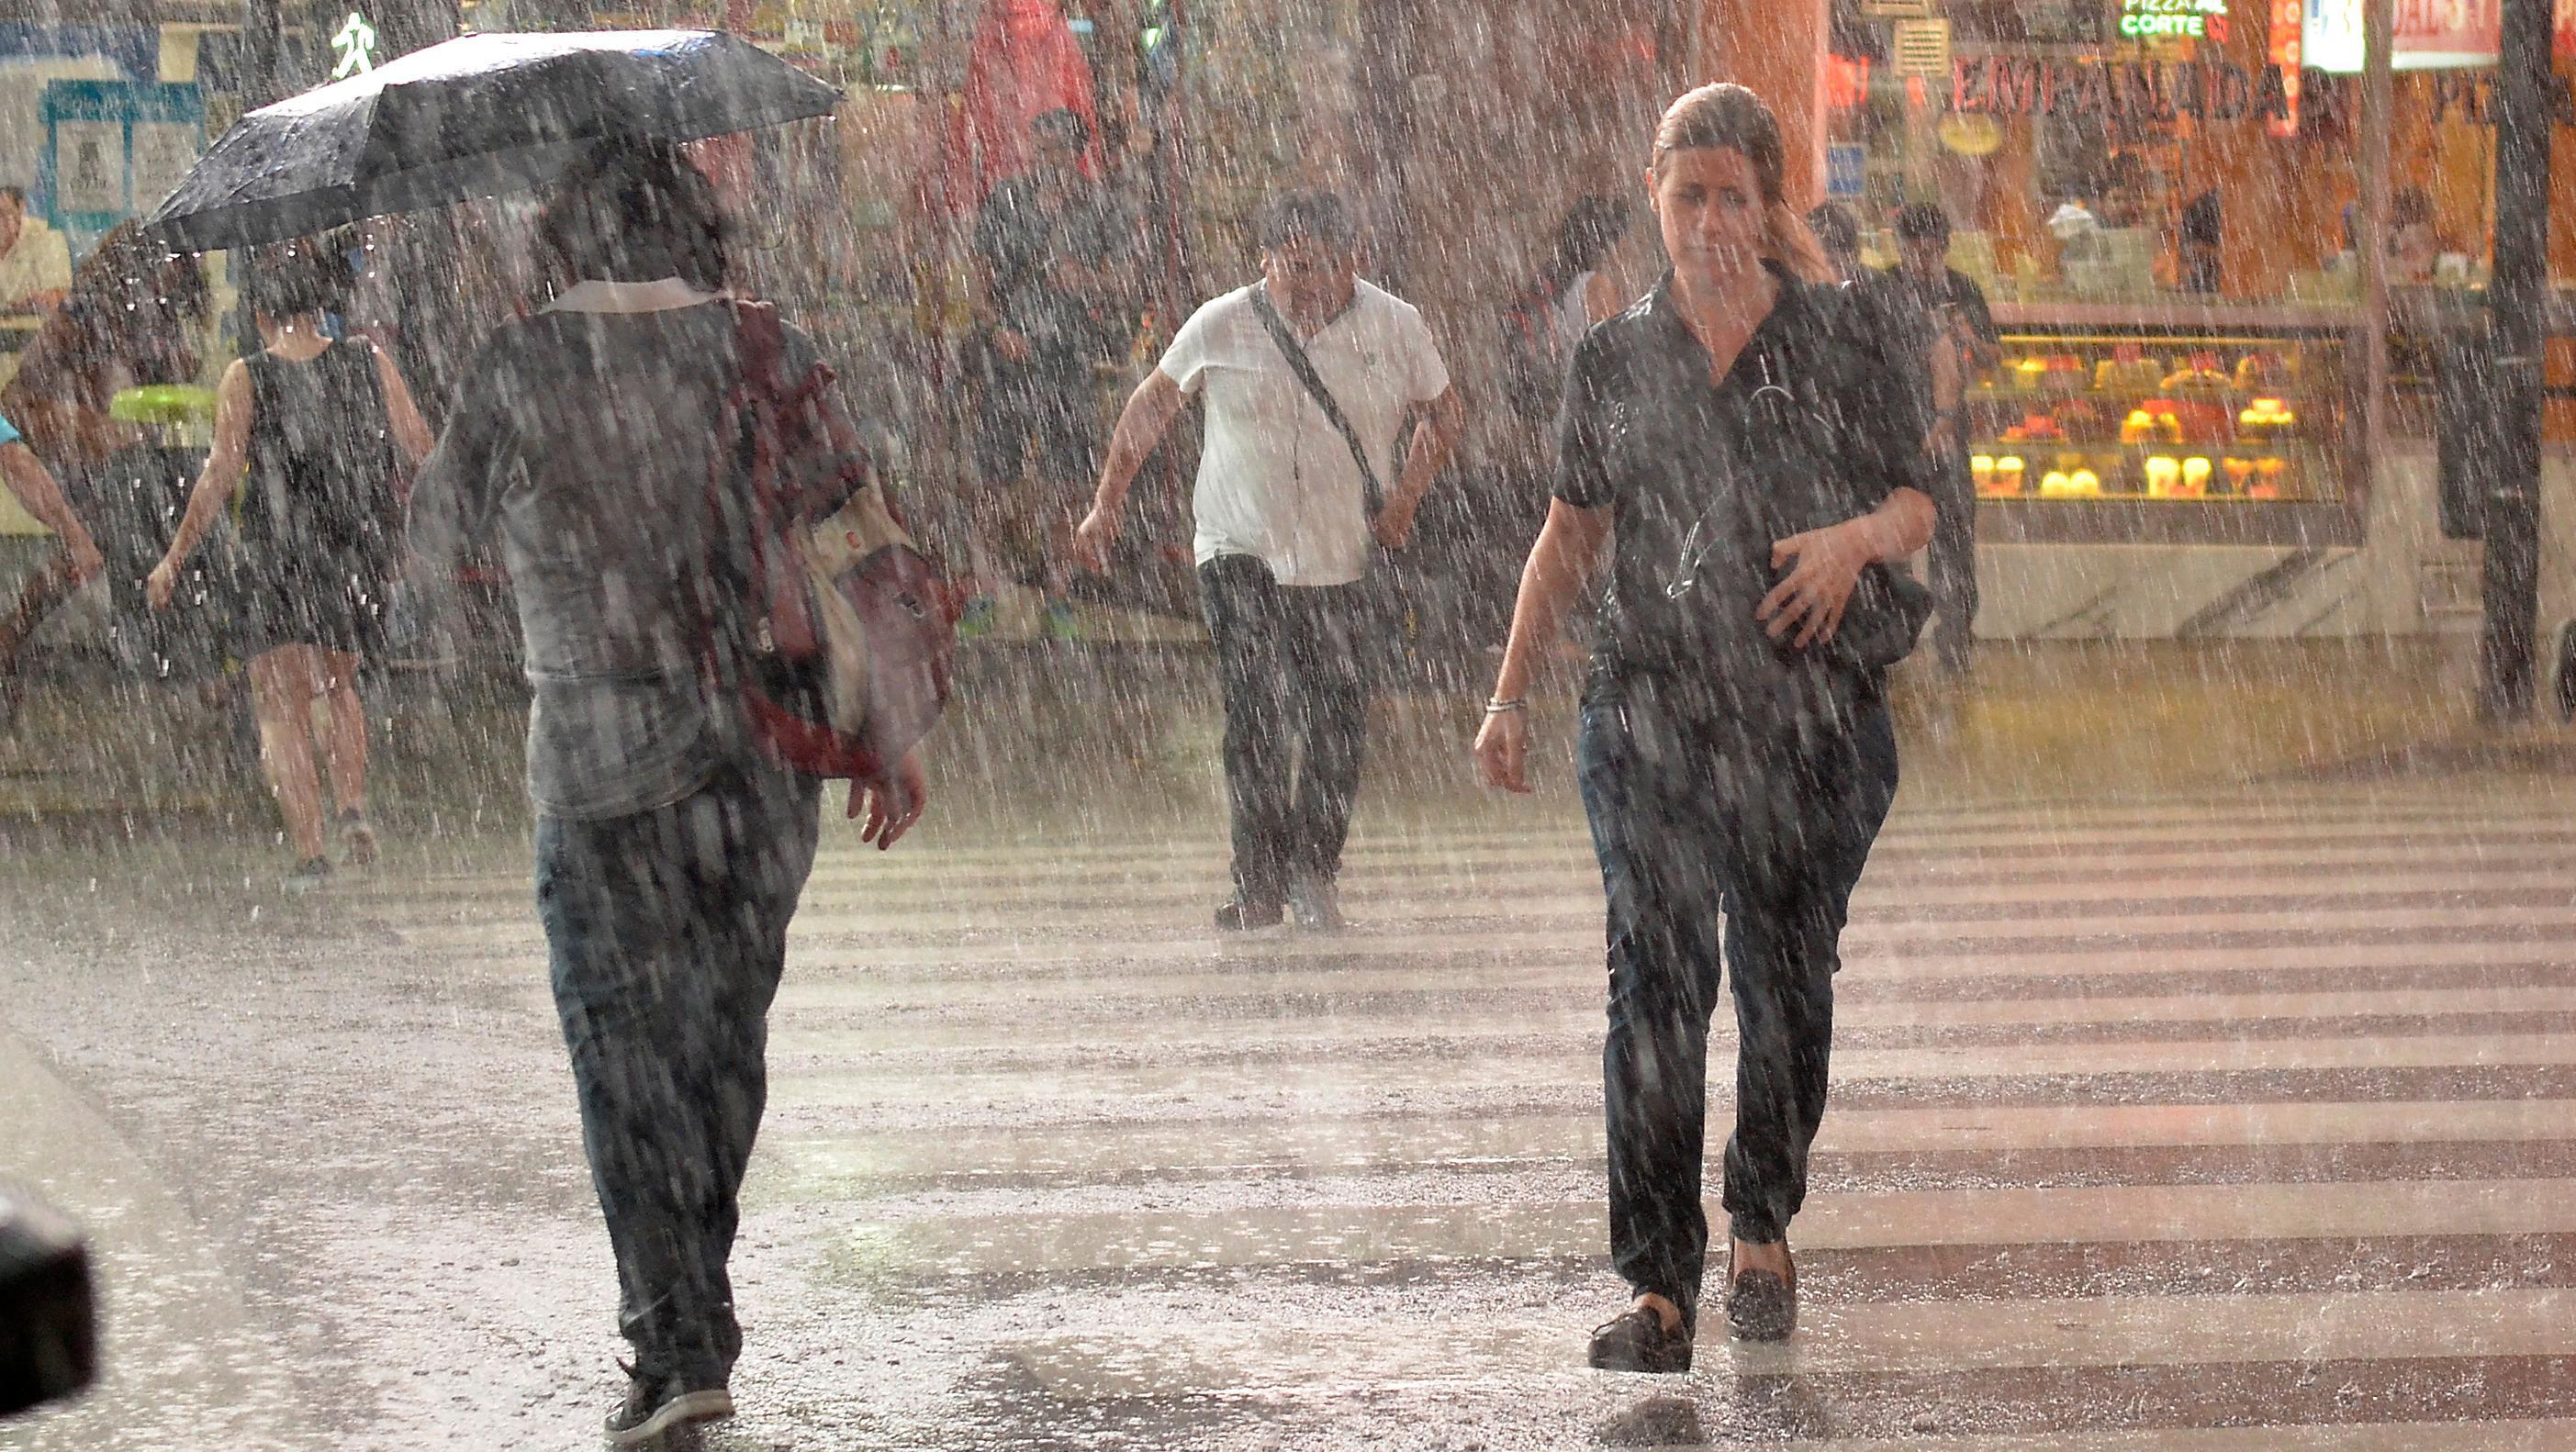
[2122, 0, 2230, 40]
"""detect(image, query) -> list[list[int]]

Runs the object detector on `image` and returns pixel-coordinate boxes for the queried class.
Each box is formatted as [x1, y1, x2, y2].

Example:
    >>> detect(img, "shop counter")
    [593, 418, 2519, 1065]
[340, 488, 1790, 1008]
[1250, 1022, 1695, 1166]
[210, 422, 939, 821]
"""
[1971, 303, 2358, 547]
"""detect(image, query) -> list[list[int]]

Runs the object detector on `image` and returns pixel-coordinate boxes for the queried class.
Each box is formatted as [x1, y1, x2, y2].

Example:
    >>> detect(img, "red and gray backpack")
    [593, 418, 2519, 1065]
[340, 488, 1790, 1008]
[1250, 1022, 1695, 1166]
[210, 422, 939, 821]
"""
[705, 300, 956, 803]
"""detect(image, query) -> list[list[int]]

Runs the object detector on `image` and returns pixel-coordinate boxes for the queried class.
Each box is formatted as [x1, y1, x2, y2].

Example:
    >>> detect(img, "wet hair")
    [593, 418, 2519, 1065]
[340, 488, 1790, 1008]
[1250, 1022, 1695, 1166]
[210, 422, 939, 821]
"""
[536, 139, 729, 292]
[1258, 189, 1355, 253]
[249, 238, 353, 318]
[1806, 202, 1860, 257]
[1893, 202, 1953, 244]
[1031, 107, 1091, 149]
[1648, 84, 1830, 283]
[1542, 194, 1631, 295]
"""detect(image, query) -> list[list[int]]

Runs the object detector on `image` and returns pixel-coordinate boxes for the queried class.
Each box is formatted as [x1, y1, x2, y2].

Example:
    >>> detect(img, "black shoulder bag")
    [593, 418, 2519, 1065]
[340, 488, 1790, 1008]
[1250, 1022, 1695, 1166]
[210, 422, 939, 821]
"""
[1245, 285, 1415, 676]
[1758, 282, 1934, 674]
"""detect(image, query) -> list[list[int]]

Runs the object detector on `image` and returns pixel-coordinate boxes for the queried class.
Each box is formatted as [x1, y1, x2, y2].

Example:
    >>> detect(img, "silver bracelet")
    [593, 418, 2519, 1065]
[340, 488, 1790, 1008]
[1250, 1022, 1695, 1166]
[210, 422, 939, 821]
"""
[1483, 698, 1528, 715]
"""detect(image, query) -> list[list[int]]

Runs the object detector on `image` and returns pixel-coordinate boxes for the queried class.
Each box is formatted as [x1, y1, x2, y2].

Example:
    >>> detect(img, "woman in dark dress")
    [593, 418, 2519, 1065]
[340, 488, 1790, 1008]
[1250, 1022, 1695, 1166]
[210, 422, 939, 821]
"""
[1473, 84, 1938, 1368]
[149, 242, 433, 889]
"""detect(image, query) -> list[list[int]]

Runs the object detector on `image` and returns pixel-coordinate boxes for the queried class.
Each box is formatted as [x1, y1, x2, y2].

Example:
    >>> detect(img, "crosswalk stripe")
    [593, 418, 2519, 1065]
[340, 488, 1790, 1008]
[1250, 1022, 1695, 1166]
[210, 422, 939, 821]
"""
[862, 1180, 2576, 1277]
[789, 932, 2570, 988]
[764, 987, 2576, 1057]
[379, 899, 2576, 956]
[349, 840, 2576, 908]
[759, 1100, 2576, 1186]
[766, 1033, 2576, 1110]
[997, 1289, 2576, 1394]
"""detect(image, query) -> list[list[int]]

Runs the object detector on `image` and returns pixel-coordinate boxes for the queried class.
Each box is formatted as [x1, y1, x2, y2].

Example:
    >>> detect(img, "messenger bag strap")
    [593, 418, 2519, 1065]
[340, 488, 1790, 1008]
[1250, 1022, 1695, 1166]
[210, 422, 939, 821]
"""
[1248, 284, 1383, 518]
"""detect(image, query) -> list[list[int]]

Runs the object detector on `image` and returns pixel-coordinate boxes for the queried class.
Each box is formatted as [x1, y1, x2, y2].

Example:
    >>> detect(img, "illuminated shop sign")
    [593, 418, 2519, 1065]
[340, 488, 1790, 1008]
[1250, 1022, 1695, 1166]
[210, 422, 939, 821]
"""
[1954, 55, 2295, 121]
[2303, 0, 2501, 73]
[2121, 0, 2230, 40]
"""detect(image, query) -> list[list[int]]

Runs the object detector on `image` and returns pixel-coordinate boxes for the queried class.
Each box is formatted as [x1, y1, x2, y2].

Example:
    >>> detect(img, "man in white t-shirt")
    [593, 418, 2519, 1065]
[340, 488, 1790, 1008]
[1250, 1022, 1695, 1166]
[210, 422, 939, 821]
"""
[1075, 190, 1462, 931]
[0, 189, 71, 316]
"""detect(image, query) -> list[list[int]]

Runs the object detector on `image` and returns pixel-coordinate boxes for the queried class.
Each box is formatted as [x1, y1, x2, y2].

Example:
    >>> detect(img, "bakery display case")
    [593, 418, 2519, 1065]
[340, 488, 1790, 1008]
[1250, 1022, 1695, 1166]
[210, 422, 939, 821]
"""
[1969, 307, 2361, 546]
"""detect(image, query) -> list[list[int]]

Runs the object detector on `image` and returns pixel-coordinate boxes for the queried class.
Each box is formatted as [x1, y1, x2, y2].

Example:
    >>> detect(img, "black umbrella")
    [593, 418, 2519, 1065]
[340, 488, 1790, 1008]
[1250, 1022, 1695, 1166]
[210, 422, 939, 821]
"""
[145, 29, 840, 252]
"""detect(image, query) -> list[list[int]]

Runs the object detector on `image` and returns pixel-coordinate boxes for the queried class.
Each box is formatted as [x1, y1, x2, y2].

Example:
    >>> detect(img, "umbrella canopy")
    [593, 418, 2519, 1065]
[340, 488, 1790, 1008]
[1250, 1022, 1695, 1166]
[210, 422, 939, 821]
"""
[145, 29, 841, 252]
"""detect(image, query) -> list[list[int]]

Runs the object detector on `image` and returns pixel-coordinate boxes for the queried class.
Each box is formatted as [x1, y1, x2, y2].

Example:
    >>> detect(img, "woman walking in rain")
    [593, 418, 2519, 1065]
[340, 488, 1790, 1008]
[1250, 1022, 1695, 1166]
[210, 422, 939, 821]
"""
[148, 241, 431, 890]
[1473, 84, 1936, 1368]
[407, 140, 925, 1447]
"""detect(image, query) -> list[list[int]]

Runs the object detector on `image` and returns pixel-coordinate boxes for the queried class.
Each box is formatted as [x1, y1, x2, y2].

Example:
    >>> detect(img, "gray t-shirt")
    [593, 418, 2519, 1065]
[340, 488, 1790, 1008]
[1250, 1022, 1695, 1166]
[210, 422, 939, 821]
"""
[409, 289, 823, 820]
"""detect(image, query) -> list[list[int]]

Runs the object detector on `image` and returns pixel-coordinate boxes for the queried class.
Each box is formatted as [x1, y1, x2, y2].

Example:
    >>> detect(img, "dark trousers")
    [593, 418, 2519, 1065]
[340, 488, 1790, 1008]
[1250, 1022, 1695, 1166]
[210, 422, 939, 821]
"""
[1198, 554, 1372, 905]
[1576, 684, 1898, 1333]
[1926, 448, 1979, 670]
[534, 763, 822, 1387]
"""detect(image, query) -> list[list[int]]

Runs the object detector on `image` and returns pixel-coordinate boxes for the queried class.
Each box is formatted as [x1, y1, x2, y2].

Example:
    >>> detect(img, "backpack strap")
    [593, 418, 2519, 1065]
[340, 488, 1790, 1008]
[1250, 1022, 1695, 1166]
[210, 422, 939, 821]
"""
[717, 298, 821, 661]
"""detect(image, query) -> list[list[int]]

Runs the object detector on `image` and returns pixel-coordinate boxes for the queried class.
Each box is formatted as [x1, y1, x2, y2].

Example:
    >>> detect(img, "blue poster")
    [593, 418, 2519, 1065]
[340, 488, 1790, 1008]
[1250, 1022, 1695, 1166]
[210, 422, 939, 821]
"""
[1826, 143, 1865, 201]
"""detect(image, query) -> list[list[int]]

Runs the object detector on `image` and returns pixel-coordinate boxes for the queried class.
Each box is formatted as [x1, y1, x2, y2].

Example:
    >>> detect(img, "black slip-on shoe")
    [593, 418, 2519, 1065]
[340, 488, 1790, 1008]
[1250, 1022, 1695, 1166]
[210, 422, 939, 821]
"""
[1586, 1305, 1693, 1373]
[605, 1361, 734, 1448]
[1724, 1267, 1797, 1342]
[1214, 897, 1284, 931]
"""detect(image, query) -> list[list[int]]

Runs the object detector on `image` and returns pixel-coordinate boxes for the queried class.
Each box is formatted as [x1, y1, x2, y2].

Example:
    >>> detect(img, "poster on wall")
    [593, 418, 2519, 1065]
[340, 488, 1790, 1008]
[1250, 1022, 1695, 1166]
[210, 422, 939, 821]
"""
[51, 118, 120, 215]
[39, 80, 203, 251]
[129, 119, 196, 207]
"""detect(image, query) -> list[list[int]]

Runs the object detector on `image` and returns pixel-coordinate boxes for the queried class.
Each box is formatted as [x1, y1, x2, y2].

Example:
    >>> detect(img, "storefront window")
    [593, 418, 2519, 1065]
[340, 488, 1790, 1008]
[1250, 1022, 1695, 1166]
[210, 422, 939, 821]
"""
[1825, 1, 2386, 544]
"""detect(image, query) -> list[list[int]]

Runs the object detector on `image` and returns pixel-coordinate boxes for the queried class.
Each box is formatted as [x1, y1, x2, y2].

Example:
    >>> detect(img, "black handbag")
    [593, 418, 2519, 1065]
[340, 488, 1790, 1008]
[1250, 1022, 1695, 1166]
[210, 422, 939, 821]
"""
[1832, 560, 1934, 672]
[1245, 286, 1417, 679]
[1735, 292, 1934, 676]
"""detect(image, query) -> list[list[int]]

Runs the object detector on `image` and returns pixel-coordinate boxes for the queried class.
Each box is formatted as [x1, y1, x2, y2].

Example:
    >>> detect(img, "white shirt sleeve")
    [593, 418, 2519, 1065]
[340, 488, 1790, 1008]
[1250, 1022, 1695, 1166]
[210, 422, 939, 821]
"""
[32, 230, 68, 294]
[1157, 296, 1224, 396]
[1399, 302, 1451, 404]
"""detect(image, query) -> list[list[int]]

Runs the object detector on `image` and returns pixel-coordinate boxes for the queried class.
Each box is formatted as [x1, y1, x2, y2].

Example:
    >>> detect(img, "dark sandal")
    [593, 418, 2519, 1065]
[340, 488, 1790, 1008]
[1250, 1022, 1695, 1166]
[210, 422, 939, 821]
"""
[1587, 1303, 1693, 1373]
[1725, 1246, 1798, 1342]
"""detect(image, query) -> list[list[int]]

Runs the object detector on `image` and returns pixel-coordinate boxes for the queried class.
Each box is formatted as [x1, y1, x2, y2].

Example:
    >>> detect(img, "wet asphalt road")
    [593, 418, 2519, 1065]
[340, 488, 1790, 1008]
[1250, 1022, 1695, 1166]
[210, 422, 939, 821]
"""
[6, 769, 2576, 1450]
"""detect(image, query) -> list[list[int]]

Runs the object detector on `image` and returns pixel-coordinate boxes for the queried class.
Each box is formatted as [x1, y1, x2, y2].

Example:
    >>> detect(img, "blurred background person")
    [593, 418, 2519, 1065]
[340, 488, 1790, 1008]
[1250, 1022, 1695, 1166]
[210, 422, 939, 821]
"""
[147, 241, 431, 891]
[1806, 201, 1864, 284]
[0, 223, 208, 710]
[0, 186, 72, 316]
[1500, 194, 1633, 423]
[2178, 189, 2223, 294]
[1875, 203, 1994, 675]
[966, 106, 1121, 641]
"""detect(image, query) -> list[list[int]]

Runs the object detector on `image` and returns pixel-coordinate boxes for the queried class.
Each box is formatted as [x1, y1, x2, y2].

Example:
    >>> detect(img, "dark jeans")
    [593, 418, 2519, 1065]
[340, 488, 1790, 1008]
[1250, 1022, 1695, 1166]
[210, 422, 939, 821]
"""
[1198, 554, 1372, 905]
[1576, 679, 1898, 1333]
[534, 762, 822, 1388]
[1927, 448, 1978, 669]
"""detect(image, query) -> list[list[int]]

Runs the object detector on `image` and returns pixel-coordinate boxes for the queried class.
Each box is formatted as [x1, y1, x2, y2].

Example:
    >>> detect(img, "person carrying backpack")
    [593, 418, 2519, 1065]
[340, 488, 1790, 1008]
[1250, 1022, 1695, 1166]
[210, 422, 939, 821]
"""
[148, 240, 432, 890]
[1474, 84, 1936, 1369]
[406, 140, 926, 1449]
